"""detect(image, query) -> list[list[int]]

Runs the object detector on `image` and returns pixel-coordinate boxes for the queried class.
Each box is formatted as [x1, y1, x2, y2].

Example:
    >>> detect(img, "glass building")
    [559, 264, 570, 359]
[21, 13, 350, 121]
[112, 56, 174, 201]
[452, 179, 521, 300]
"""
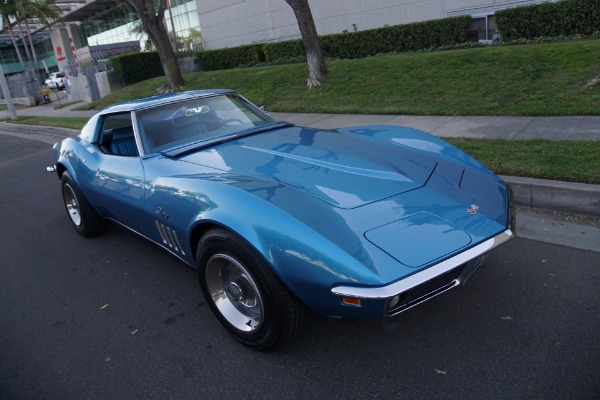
[0, 0, 202, 76]
[75, 0, 201, 52]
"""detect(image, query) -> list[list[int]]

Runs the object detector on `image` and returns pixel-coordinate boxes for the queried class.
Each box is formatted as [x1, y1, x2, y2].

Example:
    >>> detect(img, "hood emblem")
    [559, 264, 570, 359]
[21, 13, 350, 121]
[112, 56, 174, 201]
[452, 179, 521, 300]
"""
[467, 204, 480, 215]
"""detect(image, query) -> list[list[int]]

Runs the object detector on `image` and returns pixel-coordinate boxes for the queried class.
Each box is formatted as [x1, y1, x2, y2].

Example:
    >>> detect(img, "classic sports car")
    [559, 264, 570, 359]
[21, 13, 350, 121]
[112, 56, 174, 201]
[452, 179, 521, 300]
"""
[48, 90, 515, 350]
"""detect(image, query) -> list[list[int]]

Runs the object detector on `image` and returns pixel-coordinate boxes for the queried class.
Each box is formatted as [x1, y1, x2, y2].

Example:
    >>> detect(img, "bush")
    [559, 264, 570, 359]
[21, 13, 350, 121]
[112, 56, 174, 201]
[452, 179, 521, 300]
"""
[496, 0, 600, 41]
[111, 52, 163, 86]
[320, 16, 470, 59]
[263, 40, 305, 62]
[199, 16, 471, 70]
[197, 44, 265, 71]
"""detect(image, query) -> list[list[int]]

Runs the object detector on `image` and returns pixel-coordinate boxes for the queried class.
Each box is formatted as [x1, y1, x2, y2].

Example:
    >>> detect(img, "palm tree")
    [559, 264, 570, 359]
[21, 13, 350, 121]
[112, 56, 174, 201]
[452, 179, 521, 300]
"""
[0, 2, 29, 75]
[15, 0, 63, 82]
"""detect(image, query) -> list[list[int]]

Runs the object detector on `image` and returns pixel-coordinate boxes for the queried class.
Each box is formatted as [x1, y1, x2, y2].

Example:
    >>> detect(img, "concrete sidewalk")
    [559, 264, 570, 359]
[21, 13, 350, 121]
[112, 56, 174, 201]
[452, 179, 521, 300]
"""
[2, 101, 599, 216]
[269, 112, 600, 141]
[3, 101, 600, 140]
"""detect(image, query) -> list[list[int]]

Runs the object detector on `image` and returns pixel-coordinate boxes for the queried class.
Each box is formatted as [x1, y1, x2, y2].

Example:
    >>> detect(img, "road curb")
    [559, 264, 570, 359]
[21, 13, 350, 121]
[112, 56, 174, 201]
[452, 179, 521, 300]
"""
[0, 121, 79, 139]
[502, 175, 600, 216]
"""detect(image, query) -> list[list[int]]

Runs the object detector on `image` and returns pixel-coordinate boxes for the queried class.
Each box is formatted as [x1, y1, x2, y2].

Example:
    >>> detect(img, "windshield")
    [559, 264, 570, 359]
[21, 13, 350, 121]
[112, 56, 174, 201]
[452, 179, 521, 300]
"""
[136, 94, 275, 154]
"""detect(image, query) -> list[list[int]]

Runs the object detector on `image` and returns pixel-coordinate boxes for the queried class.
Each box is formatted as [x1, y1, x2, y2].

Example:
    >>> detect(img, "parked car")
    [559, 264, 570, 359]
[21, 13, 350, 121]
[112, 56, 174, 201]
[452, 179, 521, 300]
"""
[45, 72, 66, 90]
[48, 90, 515, 350]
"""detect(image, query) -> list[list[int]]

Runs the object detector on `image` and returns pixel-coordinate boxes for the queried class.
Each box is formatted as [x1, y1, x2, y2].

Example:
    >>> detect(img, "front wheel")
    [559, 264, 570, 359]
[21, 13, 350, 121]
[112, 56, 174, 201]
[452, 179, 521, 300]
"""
[61, 171, 106, 237]
[197, 229, 307, 351]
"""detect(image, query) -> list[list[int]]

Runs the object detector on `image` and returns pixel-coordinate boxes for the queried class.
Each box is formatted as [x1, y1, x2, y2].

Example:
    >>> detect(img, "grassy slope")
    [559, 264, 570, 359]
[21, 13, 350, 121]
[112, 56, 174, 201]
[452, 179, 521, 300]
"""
[83, 39, 600, 116]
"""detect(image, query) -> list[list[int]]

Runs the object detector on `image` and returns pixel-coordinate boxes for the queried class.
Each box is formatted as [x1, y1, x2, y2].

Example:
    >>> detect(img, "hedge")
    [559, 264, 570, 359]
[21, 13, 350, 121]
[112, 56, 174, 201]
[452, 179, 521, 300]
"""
[319, 16, 470, 59]
[496, 0, 600, 41]
[112, 52, 164, 85]
[196, 44, 265, 71]
[198, 16, 471, 70]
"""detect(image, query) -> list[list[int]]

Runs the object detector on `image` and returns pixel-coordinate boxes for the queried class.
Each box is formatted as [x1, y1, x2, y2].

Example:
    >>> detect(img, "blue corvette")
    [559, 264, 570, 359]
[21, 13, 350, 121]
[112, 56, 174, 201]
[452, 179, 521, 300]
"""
[49, 90, 515, 350]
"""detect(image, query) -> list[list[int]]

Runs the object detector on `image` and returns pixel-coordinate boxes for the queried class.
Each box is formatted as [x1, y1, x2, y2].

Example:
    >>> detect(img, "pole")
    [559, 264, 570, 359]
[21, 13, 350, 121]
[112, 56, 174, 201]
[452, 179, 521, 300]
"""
[0, 65, 17, 120]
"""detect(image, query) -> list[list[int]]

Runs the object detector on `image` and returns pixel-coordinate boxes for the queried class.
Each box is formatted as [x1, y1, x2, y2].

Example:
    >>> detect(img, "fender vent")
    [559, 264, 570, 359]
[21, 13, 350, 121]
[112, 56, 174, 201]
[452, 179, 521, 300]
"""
[155, 221, 185, 255]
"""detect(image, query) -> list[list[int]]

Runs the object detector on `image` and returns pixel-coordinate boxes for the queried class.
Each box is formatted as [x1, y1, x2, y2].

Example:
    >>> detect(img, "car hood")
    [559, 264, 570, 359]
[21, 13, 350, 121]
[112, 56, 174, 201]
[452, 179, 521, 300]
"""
[179, 126, 437, 209]
[158, 124, 509, 282]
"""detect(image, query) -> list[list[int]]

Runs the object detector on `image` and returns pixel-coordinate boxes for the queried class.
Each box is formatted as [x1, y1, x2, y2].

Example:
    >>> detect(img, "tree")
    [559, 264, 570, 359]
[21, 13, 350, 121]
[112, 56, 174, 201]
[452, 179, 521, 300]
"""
[0, 13, 28, 74]
[124, 0, 184, 93]
[1, 0, 62, 81]
[0, 1, 30, 76]
[285, 0, 327, 88]
[15, 0, 62, 82]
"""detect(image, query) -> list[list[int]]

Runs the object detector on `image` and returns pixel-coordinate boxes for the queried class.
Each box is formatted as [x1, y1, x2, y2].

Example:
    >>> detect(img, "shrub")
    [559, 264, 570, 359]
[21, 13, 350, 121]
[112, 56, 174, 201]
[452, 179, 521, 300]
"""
[496, 0, 600, 41]
[264, 40, 305, 62]
[111, 52, 163, 86]
[320, 16, 470, 59]
[197, 44, 265, 71]
[199, 16, 471, 70]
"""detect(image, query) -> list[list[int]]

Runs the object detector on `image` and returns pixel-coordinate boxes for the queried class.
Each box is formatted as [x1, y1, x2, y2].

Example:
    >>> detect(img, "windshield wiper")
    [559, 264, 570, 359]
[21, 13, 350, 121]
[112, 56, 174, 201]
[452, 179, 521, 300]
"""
[161, 121, 293, 158]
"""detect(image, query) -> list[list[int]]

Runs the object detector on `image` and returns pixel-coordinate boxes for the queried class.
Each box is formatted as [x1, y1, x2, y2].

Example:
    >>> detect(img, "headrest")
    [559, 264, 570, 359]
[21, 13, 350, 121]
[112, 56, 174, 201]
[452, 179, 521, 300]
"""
[173, 115, 201, 128]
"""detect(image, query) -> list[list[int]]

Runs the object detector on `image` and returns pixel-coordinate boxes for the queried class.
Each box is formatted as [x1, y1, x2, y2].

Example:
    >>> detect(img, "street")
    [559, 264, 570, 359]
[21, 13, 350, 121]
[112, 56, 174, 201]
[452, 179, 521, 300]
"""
[0, 131, 598, 400]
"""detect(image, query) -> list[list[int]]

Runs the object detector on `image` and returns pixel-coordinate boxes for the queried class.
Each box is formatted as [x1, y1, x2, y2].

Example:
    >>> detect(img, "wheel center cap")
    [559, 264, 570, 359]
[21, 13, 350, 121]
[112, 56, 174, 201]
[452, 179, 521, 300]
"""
[226, 282, 242, 302]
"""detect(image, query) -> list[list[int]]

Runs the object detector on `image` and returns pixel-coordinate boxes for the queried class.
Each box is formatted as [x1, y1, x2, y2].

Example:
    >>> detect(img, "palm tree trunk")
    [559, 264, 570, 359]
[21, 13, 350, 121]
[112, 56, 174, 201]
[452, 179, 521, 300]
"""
[16, 20, 33, 70]
[2, 16, 28, 73]
[7, 29, 28, 73]
[23, 18, 41, 84]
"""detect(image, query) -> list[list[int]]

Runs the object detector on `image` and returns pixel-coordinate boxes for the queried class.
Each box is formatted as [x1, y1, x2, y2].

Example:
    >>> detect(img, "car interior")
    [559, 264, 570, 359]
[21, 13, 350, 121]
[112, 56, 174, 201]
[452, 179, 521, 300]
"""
[98, 113, 139, 157]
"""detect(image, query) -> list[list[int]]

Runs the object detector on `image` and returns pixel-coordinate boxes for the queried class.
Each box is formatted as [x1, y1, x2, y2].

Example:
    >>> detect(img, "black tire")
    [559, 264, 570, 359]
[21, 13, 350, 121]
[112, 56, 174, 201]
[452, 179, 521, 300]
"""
[196, 228, 307, 351]
[60, 171, 106, 237]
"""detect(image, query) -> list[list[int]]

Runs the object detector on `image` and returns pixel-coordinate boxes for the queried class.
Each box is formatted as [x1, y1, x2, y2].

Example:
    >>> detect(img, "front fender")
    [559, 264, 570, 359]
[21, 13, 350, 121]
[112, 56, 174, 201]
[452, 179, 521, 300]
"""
[193, 184, 389, 316]
[51, 137, 83, 182]
[146, 171, 387, 316]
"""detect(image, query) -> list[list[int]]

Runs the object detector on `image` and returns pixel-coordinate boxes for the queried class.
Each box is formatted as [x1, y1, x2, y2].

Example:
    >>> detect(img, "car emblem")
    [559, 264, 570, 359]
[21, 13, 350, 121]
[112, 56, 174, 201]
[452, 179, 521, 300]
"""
[467, 204, 480, 215]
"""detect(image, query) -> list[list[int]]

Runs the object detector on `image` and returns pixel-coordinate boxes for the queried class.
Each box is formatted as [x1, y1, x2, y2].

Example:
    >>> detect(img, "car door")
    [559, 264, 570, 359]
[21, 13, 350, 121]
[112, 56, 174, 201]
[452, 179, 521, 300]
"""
[78, 112, 149, 234]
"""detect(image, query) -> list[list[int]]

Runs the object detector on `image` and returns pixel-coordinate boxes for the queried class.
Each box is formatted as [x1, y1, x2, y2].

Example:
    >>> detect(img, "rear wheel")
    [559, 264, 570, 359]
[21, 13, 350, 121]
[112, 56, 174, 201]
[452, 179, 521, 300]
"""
[197, 228, 306, 351]
[61, 171, 106, 237]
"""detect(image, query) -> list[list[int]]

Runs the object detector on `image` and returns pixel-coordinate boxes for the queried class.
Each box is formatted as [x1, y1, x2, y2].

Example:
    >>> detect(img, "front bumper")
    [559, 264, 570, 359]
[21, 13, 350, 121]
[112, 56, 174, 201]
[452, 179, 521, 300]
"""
[331, 228, 514, 317]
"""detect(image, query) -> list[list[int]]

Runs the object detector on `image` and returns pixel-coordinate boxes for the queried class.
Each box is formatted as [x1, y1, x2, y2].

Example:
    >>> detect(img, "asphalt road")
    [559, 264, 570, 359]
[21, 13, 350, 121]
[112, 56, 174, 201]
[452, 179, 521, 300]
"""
[1, 132, 598, 400]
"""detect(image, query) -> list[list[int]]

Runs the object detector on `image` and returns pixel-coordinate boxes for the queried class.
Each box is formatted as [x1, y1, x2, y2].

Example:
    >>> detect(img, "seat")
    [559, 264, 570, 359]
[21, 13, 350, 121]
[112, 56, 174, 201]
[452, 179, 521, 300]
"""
[109, 126, 139, 156]
[172, 115, 209, 141]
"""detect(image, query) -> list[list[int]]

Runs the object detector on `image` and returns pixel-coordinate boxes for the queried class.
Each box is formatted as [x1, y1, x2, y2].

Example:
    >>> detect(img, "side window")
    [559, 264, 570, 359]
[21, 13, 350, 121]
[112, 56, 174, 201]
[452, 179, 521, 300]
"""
[98, 113, 139, 157]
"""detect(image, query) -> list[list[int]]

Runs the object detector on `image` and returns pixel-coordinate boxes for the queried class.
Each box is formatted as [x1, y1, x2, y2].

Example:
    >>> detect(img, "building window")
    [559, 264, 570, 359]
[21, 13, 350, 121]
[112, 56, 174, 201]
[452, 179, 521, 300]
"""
[468, 15, 498, 42]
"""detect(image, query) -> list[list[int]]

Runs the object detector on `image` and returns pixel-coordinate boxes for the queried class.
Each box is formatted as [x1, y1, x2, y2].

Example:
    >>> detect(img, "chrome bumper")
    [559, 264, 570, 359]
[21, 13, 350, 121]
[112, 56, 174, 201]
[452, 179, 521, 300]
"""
[331, 229, 514, 314]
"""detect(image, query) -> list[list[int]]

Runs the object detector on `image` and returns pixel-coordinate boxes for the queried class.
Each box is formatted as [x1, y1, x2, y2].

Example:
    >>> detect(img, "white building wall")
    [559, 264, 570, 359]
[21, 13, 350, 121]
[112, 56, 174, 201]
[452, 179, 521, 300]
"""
[197, 0, 553, 50]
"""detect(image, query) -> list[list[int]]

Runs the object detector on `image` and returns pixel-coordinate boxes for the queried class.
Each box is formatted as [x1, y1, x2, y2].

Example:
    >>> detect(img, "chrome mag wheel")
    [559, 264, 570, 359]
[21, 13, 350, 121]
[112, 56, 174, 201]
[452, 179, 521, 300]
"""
[62, 182, 82, 227]
[205, 253, 264, 332]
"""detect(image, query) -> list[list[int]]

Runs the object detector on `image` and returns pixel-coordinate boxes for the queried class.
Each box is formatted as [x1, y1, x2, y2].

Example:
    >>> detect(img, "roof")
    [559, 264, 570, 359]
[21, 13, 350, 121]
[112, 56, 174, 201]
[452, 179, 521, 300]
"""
[99, 89, 235, 114]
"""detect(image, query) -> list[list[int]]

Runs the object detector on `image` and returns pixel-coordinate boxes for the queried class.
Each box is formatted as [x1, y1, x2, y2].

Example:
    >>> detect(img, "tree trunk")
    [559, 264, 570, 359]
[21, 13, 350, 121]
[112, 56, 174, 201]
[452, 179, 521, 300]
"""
[16, 21, 32, 69]
[15, 20, 38, 93]
[4, 19, 27, 74]
[285, 0, 327, 88]
[23, 18, 41, 85]
[125, 0, 184, 93]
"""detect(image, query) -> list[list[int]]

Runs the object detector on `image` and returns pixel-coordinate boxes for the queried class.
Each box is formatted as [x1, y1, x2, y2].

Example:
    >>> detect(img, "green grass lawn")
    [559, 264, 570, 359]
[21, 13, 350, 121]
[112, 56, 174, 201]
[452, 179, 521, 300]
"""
[80, 39, 600, 116]
[5, 116, 90, 130]
[447, 138, 600, 184]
